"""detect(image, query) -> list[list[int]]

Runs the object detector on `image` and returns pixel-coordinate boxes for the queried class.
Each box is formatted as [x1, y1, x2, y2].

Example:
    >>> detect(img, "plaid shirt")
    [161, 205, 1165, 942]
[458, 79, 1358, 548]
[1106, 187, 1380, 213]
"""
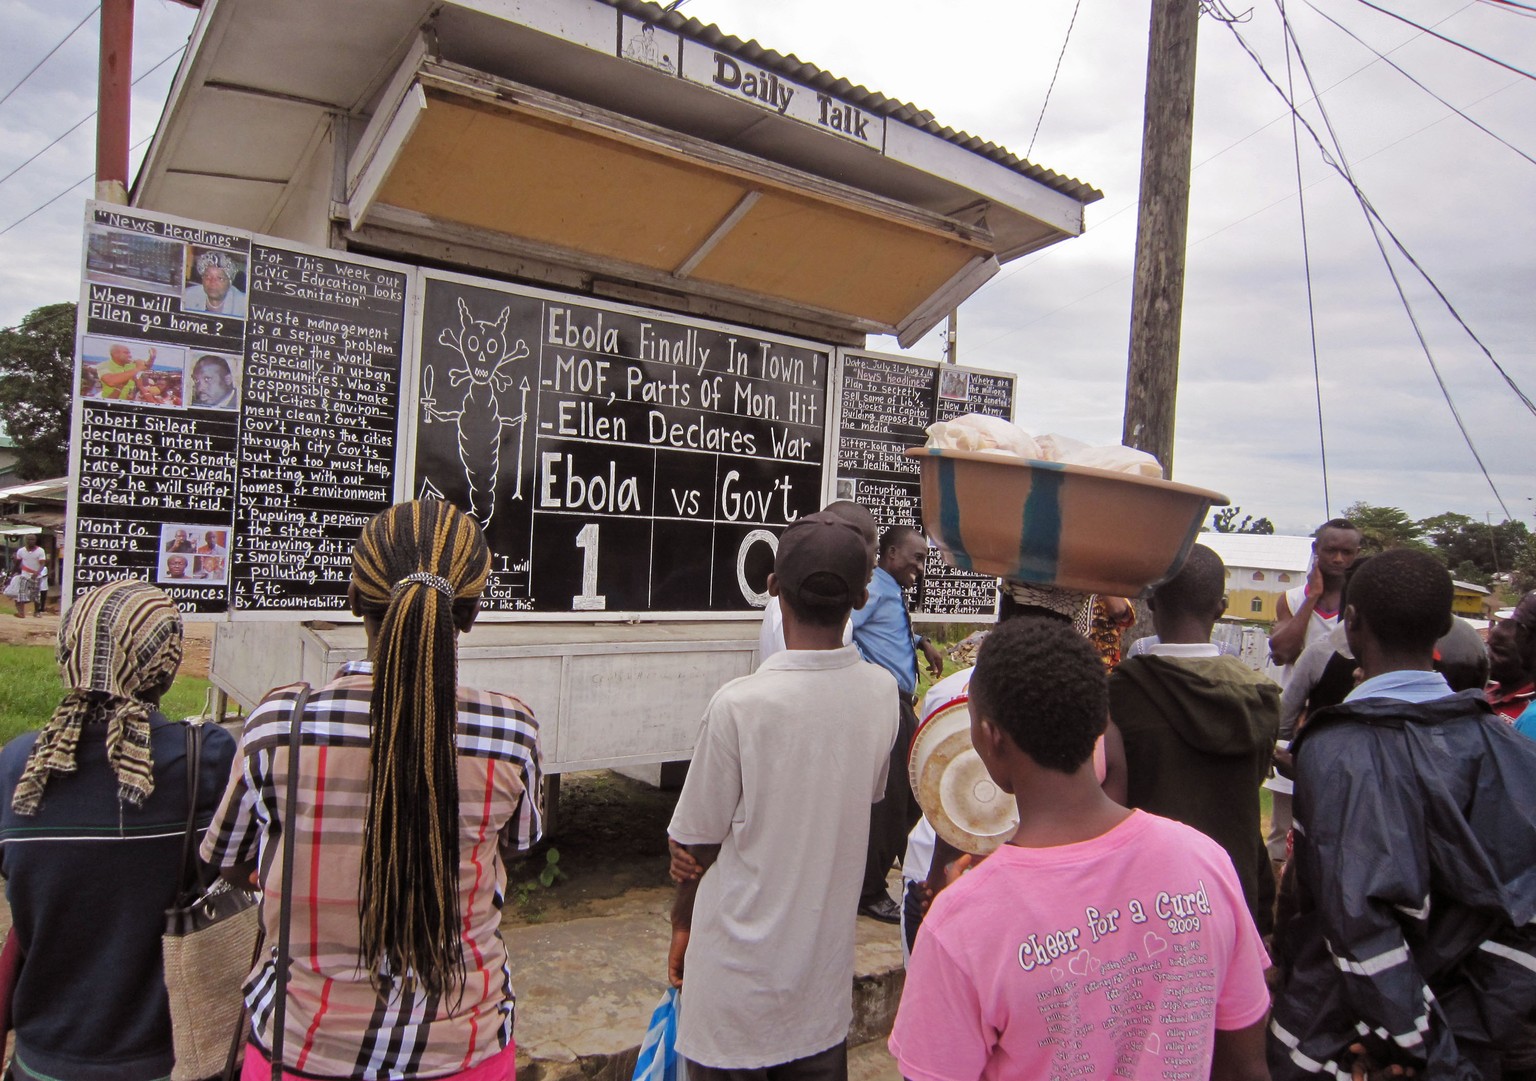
[201, 662, 542, 1080]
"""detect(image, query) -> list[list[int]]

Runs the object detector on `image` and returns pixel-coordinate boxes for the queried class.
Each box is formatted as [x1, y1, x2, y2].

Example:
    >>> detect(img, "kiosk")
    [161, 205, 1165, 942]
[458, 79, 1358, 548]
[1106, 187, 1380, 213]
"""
[67, 0, 1101, 779]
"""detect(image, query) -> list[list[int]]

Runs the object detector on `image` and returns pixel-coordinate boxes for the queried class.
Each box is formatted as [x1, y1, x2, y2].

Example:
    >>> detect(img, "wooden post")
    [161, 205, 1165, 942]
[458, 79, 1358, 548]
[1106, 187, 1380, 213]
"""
[1122, 0, 1200, 477]
[96, 0, 134, 204]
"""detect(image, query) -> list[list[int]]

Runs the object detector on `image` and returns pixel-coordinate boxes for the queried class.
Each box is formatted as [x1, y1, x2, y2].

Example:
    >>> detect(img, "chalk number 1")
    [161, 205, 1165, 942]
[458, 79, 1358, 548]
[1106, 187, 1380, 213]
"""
[573, 523, 606, 610]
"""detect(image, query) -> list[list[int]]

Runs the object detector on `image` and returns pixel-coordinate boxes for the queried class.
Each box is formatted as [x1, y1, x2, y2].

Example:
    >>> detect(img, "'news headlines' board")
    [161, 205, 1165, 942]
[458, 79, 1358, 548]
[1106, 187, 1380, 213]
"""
[70, 205, 406, 614]
[835, 350, 1015, 619]
[67, 203, 1006, 620]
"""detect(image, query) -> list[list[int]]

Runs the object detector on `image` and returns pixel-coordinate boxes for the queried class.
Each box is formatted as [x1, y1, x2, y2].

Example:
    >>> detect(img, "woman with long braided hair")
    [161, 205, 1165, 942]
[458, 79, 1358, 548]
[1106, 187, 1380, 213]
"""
[203, 500, 542, 1080]
[0, 579, 237, 1081]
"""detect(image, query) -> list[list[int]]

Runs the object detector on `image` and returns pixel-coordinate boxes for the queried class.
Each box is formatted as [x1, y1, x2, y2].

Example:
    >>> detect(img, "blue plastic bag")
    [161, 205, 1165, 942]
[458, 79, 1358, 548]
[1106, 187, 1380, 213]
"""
[632, 986, 686, 1081]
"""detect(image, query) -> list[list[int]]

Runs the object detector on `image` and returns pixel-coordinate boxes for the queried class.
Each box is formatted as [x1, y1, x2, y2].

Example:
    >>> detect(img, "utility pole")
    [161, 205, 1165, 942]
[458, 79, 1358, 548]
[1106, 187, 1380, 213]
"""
[944, 308, 958, 364]
[1122, 0, 1200, 477]
[96, 0, 134, 204]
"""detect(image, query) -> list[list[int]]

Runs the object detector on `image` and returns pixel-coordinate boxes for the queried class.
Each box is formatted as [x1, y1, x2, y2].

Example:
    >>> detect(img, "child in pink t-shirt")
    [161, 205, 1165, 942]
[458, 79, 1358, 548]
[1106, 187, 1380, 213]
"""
[889, 617, 1271, 1081]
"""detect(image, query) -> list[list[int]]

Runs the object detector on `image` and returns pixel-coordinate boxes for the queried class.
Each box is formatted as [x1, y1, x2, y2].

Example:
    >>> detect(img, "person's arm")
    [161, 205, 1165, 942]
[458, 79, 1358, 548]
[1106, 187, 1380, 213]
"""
[1211, 1019, 1269, 1081]
[668, 842, 719, 987]
[1099, 718, 1128, 806]
[916, 635, 944, 680]
[1275, 733, 1431, 1074]
[1269, 567, 1321, 666]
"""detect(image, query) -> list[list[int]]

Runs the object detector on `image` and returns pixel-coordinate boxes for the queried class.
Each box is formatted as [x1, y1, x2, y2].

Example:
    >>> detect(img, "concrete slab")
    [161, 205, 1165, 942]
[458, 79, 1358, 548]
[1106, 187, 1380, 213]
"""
[507, 883, 907, 1081]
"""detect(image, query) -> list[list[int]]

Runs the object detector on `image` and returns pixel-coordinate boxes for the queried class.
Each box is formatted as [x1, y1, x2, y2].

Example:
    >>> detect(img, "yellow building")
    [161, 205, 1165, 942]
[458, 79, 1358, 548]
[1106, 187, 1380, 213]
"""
[1197, 533, 1316, 625]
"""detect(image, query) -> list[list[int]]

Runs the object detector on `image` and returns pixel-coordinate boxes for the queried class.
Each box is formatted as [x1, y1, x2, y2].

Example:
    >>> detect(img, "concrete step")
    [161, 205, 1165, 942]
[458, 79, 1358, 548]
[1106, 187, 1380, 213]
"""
[508, 885, 907, 1081]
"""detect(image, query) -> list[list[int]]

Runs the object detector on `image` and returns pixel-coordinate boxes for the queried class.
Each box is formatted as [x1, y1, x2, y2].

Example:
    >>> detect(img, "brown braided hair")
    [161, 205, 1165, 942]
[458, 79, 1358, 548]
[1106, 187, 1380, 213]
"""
[350, 500, 490, 997]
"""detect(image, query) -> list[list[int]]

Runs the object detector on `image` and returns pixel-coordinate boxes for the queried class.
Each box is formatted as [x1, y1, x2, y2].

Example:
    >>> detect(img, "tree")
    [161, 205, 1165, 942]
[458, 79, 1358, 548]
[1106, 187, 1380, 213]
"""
[1209, 506, 1275, 534]
[0, 303, 75, 480]
[1513, 536, 1536, 595]
[1340, 501, 1426, 554]
[1420, 511, 1529, 578]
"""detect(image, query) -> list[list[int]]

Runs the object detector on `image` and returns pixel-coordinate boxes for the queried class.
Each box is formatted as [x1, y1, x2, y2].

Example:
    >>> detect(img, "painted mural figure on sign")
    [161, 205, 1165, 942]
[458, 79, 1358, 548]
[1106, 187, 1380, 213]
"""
[422, 297, 532, 525]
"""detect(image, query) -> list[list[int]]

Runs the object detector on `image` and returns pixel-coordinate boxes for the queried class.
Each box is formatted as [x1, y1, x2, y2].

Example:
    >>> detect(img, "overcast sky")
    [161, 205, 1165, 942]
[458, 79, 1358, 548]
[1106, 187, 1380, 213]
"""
[1, 0, 1532, 534]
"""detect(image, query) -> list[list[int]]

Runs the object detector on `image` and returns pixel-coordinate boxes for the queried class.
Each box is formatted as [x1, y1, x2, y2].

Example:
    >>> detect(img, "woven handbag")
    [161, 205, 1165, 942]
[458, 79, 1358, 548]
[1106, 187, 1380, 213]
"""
[163, 721, 260, 1081]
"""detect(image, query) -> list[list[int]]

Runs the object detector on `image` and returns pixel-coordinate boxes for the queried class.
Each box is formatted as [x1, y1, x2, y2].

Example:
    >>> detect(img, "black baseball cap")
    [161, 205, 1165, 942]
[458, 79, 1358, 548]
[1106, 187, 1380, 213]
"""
[774, 512, 868, 609]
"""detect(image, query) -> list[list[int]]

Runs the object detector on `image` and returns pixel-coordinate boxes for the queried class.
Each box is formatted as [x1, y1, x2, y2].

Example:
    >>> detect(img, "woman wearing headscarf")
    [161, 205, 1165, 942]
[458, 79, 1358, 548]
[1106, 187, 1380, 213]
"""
[202, 499, 542, 1081]
[0, 580, 237, 1081]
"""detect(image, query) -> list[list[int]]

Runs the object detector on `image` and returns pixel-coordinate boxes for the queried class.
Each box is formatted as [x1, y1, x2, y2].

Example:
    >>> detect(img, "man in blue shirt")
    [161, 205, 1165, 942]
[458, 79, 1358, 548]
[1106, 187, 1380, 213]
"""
[851, 525, 942, 923]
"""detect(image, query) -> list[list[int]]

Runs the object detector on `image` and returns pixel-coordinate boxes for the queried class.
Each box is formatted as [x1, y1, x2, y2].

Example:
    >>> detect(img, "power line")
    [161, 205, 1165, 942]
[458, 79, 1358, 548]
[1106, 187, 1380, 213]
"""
[1228, 10, 1517, 517]
[1026, 0, 1084, 159]
[0, 134, 153, 238]
[0, 45, 186, 192]
[1279, 0, 1331, 519]
[0, 5, 101, 111]
[0, 307, 77, 338]
[962, 74, 1521, 359]
[1305, 0, 1536, 167]
[961, 1, 1478, 345]
[1347, 0, 1536, 81]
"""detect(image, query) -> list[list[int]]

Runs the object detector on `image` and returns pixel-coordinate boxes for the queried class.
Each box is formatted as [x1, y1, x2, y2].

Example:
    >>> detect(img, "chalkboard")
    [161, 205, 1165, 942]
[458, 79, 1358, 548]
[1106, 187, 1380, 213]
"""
[411, 272, 829, 613]
[67, 205, 410, 616]
[71, 209, 250, 613]
[229, 245, 408, 611]
[833, 350, 1015, 619]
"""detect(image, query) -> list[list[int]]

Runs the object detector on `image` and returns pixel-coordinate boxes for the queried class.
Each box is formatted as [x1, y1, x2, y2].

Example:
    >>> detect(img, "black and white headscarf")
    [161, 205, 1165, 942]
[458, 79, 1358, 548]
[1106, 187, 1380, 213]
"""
[12, 580, 183, 815]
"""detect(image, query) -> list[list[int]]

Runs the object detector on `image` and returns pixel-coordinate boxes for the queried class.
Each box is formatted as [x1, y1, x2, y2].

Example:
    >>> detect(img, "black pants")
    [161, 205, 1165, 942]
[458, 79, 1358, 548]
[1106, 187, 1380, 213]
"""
[686, 1040, 847, 1081]
[861, 693, 920, 905]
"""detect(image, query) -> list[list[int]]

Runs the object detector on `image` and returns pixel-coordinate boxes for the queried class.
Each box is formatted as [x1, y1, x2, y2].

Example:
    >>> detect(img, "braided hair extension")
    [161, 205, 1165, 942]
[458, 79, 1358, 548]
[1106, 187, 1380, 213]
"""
[350, 500, 490, 998]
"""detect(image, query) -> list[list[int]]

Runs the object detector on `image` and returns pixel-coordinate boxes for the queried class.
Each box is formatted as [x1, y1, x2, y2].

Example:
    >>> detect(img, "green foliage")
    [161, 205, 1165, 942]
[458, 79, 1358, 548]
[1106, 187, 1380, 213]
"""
[0, 644, 214, 746]
[1210, 507, 1275, 534]
[1512, 536, 1536, 594]
[514, 847, 565, 905]
[0, 303, 76, 480]
[1340, 501, 1427, 554]
[1419, 512, 1528, 578]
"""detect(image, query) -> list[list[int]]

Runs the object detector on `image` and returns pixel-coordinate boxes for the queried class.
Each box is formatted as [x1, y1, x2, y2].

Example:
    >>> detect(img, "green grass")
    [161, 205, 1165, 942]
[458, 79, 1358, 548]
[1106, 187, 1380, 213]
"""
[0, 644, 214, 746]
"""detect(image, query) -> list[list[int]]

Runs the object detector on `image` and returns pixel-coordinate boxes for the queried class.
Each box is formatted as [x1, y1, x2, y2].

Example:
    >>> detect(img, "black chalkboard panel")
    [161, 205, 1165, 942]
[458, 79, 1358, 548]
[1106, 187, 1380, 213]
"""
[229, 245, 408, 611]
[70, 209, 249, 613]
[412, 273, 829, 613]
[68, 205, 409, 616]
[833, 350, 1015, 619]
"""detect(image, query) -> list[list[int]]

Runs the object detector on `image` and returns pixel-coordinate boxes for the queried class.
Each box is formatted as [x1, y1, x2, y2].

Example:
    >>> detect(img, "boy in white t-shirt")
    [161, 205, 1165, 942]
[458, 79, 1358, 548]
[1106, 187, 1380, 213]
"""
[667, 512, 898, 1080]
[890, 617, 1271, 1081]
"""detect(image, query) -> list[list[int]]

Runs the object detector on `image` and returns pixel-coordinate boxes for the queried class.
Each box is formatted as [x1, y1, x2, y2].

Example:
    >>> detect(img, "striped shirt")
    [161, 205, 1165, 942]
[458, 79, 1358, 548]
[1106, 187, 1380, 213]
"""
[201, 661, 542, 1080]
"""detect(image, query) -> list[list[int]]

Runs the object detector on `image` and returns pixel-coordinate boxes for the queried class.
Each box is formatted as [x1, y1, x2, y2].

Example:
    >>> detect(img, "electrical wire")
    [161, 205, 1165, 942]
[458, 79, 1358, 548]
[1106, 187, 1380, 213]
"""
[0, 5, 101, 111]
[1347, 0, 1536, 81]
[0, 307, 77, 338]
[961, 1, 1478, 353]
[1226, 11, 1517, 517]
[1474, 0, 1536, 17]
[1279, 0, 1331, 518]
[0, 45, 186, 192]
[1305, 0, 1536, 167]
[0, 134, 152, 238]
[1026, 0, 1084, 159]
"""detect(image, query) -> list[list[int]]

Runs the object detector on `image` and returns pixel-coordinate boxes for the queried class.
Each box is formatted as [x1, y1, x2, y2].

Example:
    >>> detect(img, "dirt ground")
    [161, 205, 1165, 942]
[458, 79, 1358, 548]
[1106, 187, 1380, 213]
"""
[0, 603, 215, 678]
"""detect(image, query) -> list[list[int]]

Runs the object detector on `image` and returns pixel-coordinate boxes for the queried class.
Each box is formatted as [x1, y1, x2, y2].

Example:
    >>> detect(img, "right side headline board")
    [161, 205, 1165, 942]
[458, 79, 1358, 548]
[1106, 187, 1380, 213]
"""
[834, 349, 1014, 619]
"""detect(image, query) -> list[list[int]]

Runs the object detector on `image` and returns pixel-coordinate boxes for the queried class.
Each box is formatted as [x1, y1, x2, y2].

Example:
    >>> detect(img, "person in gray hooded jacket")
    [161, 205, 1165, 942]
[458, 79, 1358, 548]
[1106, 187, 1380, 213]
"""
[1108, 544, 1280, 935]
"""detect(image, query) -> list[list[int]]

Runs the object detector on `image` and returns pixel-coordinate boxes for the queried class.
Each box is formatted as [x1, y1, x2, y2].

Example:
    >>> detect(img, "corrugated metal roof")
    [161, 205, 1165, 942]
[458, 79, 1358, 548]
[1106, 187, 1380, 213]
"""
[1198, 532, 1315, 574]
[605, 0, 1103, 205]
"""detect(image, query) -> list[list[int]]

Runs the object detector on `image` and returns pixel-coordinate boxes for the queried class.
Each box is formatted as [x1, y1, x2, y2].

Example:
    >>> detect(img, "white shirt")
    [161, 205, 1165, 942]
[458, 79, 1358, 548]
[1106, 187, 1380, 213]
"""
[16, 547, 45, 576]
[755, 596, 853, 666]
[669, 645, 898, 1068]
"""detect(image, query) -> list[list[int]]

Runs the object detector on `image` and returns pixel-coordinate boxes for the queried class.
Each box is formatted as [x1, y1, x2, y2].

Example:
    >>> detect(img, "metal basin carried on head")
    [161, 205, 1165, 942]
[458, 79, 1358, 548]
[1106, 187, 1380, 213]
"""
[904, 446, 1229, 598]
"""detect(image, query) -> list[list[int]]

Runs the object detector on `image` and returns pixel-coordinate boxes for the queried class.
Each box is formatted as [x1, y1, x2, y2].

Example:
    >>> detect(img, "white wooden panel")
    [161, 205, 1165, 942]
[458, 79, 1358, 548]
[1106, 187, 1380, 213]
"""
[558, 649, 753, 764]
